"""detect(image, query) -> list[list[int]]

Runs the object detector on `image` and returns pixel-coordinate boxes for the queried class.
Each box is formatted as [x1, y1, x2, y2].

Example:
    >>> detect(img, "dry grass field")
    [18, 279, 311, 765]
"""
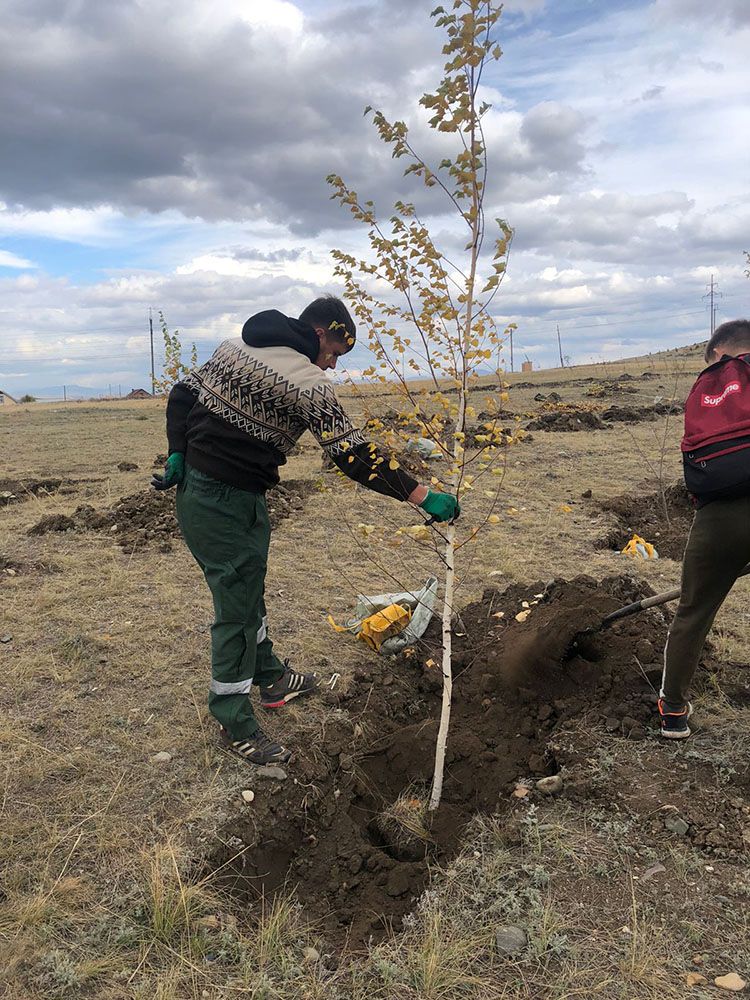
[1, 342, 749, 999]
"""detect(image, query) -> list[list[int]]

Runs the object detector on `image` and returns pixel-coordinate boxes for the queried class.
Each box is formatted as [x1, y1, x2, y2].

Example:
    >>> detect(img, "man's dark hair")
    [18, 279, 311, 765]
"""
[705, 319, 750, 363]
[299, 295, 356, 350]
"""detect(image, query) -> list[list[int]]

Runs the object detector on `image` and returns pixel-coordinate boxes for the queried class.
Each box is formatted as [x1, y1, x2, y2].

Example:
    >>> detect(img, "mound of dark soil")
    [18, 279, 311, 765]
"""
[26, 480, 317, 552]
[601, 402, 683, 423]
[265, 479, 317, 528]
[476, 409, 519, 422]
[116, 461, 139, 472]
[594, 481, 694, 559]
[526, 408, 608, 432]
[211, 574, 680, 945]
[0, 478, 65, 506]
[107, 492, 178, 552]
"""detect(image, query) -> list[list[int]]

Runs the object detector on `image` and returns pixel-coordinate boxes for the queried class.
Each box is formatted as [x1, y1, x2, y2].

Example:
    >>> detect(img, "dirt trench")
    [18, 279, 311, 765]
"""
[210, 574, 676, 945]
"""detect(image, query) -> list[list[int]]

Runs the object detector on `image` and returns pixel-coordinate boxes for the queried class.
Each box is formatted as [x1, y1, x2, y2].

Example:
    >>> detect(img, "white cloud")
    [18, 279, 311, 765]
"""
[0, 249, 35, 269]
[0, 0, 748, 391]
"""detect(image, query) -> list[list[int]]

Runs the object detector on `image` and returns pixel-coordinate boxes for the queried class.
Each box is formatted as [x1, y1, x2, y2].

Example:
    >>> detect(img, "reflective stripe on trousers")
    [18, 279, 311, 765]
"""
[209, 616, 268, 695]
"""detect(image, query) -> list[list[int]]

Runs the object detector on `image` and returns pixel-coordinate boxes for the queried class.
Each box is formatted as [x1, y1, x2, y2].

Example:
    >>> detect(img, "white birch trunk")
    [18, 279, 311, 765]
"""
[428, 519, 457, 810]
[429, 387, 467, 811]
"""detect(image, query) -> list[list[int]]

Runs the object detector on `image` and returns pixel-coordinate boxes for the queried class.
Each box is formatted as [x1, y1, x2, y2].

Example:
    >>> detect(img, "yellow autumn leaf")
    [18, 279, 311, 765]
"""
[389, 458, 400, 470]
[488, 514, 500, 524]
[559, 504, 573, 513]
[506, 507, 519, 515]
[515, 609, 531, 622]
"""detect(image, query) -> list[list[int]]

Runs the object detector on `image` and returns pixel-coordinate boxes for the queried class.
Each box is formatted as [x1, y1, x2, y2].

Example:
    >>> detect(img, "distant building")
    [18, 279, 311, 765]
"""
[0, 390, 18, 406]
[521, 361, 533, 373]
[125, 388, 153, 400]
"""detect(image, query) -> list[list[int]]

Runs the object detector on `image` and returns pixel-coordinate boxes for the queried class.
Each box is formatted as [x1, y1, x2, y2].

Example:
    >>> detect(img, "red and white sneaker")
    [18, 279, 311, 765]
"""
[658, 698, 693, 740]
[260, 661, 319, 709]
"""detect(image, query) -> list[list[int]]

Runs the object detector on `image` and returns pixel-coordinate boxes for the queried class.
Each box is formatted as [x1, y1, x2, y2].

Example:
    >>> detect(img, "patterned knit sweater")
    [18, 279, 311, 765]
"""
[165, 310, 419, 501]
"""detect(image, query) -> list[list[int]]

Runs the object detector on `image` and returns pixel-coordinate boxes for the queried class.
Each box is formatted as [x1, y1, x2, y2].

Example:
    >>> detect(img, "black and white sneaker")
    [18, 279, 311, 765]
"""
[260, 661, 319, 709]
[658, 698, 693, 740]
[219, 726, 291, 765]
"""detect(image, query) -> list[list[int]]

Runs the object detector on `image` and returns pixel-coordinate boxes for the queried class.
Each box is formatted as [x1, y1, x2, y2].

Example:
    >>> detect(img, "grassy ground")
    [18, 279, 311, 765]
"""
[1, 346, 749, 998]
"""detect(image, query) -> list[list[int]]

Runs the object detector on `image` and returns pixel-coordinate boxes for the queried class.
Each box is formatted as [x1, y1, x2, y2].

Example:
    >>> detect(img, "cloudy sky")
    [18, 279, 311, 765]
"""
[0, 0, 748, 398]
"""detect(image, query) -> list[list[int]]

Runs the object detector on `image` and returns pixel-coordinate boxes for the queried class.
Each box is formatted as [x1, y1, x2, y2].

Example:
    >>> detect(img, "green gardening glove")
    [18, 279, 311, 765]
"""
[419, 489, 460, 524]
[151, 452, 185, 490]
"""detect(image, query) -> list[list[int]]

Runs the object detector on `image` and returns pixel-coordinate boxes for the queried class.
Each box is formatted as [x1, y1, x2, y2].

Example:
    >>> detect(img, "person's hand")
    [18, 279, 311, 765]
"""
[151, 452, 185, 490]
[419, 489, 460, 523]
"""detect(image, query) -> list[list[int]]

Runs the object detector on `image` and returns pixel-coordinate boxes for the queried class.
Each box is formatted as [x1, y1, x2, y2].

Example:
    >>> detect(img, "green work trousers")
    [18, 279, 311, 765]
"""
[661, 494, 750, 708]
[176, 465, 285, 738]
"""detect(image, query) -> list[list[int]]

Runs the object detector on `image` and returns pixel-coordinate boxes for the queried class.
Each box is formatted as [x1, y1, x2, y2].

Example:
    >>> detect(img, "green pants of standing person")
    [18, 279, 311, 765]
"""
[661, 494, 750, 708]
[176, 465, 285, 739]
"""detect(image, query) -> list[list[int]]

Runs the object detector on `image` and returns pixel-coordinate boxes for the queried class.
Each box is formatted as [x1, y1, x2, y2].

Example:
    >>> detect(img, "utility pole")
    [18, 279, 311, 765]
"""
[556, 324, 564, 367]
[509, 328, 514, 373]
[149, 308, 156, 395]
[63, 385, 66, 402]
[704, 274, 722, 336]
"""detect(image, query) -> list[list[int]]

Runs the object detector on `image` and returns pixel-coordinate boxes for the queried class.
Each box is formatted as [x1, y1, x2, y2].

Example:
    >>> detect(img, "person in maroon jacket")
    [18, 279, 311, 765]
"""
[153, 296, 459, 765]
[660, 319, 750, 738]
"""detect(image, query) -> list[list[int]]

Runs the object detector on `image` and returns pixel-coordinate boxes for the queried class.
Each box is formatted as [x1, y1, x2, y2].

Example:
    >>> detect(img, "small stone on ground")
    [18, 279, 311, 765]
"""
[714, 973, 746, 992]
[535, 774, 564, 795]
[495, 925, 527, 957]
[664, 814, 690, 836]
[255, 765, 288, 780]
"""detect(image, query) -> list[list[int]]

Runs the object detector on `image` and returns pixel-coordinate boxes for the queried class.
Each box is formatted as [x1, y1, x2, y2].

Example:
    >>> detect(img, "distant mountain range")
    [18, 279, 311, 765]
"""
[12, 383, 134, 401]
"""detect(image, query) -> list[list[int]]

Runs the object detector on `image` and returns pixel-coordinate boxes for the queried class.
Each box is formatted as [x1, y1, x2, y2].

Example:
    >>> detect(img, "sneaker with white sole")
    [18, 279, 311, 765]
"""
[658, 698, 693, 740]
[219, 726, 291, 765]
[260, 660, 319, 709]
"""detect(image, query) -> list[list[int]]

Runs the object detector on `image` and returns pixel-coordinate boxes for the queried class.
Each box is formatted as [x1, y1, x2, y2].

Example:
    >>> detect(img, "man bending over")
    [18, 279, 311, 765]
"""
[154, 296, 459, 764]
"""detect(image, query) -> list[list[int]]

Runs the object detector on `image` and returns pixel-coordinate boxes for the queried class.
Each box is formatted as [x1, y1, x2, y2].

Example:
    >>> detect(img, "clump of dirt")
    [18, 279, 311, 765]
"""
[594, 481, 694, 559]
[527, 406, 609, 432]
[27, 513, 77, 535]
[265, 479, 317, 528]
[26, 480, 318, 552]
[211, 574, 676, 946]
[601, 402, 683, 423]
[0, 478, 65, 506]
[107, 491, 179, 552]
[27, 503, 112, 538]
[116, 461, 139, 472]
